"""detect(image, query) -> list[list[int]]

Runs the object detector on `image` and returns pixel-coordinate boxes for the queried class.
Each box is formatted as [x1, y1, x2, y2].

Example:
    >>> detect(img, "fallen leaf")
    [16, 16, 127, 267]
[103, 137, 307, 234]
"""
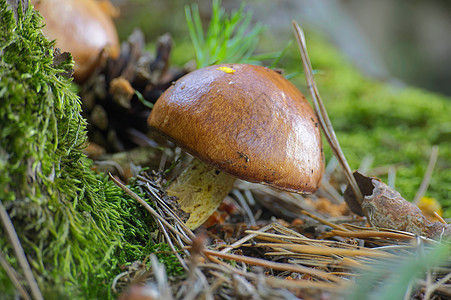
[345, 172, 450, 239]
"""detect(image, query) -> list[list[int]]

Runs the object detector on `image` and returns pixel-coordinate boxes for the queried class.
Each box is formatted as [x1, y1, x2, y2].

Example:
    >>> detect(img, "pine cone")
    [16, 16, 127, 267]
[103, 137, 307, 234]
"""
[80, 29, 187, 153]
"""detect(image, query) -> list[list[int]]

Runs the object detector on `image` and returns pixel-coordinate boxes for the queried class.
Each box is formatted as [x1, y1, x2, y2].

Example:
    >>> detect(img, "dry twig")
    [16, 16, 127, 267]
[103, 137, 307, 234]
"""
[0, 200, 43, 300]
[413, 145, 439, 204]
[292, 21, 365, 210]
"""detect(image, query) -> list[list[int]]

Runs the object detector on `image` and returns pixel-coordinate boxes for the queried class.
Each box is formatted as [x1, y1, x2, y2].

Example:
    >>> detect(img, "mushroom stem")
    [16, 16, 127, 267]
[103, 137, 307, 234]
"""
[167, 158, 236, 229]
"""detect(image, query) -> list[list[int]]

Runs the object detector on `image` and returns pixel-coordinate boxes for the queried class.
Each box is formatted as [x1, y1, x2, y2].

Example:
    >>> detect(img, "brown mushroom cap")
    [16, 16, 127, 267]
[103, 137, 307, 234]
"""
[32, 0, 120, 82]
[148, 64, 324, 193]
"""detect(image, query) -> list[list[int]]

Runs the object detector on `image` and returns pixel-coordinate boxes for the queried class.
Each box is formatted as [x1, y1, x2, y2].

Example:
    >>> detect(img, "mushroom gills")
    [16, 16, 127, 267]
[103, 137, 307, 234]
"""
[167, 158, 236, 229]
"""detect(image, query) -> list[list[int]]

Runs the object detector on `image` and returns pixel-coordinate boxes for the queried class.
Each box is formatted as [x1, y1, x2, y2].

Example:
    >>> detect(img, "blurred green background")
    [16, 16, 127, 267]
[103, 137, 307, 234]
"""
[112, 0, 451, 97]
[109, 0, 451, 216]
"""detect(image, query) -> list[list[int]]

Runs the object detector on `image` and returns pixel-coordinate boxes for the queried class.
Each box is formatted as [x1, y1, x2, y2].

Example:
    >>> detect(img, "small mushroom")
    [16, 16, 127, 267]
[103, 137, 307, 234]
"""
[32, 0, 120, 82]
[148, 64, 324, 229]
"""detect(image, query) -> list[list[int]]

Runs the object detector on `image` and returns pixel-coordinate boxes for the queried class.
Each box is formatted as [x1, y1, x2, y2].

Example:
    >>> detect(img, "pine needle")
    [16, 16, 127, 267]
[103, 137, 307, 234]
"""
[0, 200, 43, 300]
[291, 21, 366, 216]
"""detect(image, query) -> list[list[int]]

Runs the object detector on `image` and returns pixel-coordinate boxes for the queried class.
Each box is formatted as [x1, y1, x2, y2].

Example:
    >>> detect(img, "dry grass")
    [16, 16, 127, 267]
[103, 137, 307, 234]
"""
[111, 168, 451, 299]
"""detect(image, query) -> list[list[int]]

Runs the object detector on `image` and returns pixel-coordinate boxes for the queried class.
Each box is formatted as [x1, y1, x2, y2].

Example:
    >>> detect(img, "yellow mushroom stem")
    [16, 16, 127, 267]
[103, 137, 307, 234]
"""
[167, 158, 236, 229]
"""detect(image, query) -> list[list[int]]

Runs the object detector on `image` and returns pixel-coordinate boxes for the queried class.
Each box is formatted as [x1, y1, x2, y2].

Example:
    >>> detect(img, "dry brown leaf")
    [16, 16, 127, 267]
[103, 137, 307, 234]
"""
[345, 172, 450, 239]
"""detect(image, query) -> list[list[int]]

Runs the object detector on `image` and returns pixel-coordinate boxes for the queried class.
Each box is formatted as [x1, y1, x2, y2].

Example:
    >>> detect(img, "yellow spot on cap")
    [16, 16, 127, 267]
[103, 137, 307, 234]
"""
[216, 66, 236, 74]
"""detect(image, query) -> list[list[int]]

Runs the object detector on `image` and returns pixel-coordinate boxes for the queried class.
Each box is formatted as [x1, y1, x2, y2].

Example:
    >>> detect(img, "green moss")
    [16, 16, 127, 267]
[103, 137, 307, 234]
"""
[119, 242, 184, 277]
[292, 34, 451, 216]
[149, 243, 184, 276]
[111, 177, 184, 278]
[0, 2, 161, 298]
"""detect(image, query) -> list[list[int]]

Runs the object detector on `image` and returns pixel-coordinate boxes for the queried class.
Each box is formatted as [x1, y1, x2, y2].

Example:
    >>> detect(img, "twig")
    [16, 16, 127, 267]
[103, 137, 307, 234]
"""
[184, 234, 213, 300]
[263, 274, 344, 291]
[150, 254, 173, 300]
[317, 180, 343, 204]
[244, 230, 374, 250]
[201, 248, 345, 283]
[203, 261, 342, 292]
[300, 210, 350, 231]
[403, 279, 413, 300]
[232, 189, 256, 226]
[155, 218, 189, 271]
[323, 156, 339, 180]
[231, 274, 256, 297]
[206, 272, 228, 295]
[424, 270, 433, 300]
[109, 173, 195, 243]
[413, 145, 439, 204]
[0, 251, 31, 300]
[331, 229, 414, 240]
[287, 256, 363, 269]
[93, 160, 125, 178]
[242, 243, 394, 258]
[291, 22, 366, 214]
[0, 200, 43, 300]
[219, 223, 274, 253]
[433, 212, 447, 224]
[338, 224, 438, 244]
[358, 155, 374, 174]
[369, 163, 403, 176]
[422, 272, 451, 300]
[141, 177, 194, 244]
[387, 166, 396, 189]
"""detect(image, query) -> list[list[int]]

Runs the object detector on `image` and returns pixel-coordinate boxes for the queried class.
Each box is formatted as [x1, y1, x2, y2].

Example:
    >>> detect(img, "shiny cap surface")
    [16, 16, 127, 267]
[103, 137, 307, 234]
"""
[148, 64, 324, 193]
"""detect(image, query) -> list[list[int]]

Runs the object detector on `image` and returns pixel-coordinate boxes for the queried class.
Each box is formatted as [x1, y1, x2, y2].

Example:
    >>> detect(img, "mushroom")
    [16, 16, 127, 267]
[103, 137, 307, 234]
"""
[32, 0, 120, 82]
[148, 64, 324, 229]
